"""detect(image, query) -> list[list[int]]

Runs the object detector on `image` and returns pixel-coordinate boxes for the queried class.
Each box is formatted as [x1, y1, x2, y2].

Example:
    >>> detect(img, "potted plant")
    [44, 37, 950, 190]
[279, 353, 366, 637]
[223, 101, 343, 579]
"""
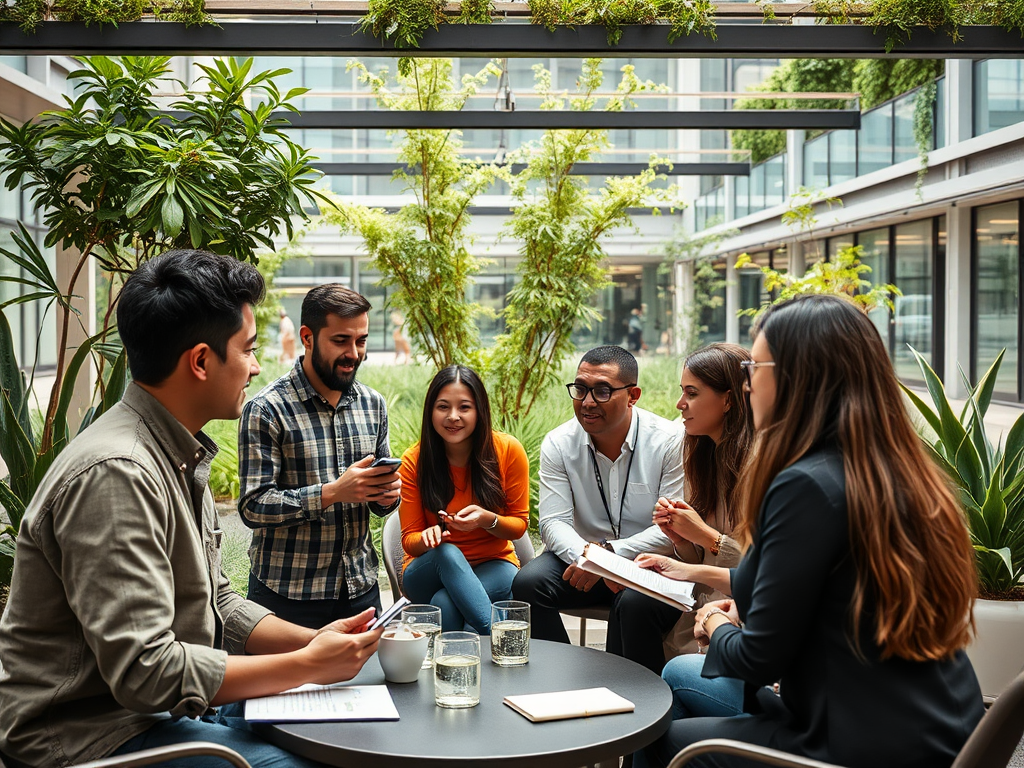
[901, 348, 1024, 700]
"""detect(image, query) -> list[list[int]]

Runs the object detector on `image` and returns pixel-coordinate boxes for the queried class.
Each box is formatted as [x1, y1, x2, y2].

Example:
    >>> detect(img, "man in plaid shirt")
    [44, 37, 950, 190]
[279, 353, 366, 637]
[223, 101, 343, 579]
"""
[239, 285, 401, 628]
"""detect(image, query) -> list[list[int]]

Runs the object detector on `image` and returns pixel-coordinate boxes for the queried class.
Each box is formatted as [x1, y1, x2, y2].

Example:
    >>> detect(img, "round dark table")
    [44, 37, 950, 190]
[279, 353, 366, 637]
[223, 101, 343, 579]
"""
[258, 639, 672, 768]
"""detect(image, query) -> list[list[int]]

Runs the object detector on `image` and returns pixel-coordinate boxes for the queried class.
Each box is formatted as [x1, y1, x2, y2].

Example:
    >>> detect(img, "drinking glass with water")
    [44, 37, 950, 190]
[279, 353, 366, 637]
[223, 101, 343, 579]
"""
[434, 631, 481, 708]
[401, 604, 442, 669]
[490, 600, 530, 667]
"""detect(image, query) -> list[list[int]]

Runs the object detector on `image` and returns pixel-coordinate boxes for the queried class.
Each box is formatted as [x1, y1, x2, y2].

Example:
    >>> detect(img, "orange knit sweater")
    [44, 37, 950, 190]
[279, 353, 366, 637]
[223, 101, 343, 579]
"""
[398, 432, 530, 572]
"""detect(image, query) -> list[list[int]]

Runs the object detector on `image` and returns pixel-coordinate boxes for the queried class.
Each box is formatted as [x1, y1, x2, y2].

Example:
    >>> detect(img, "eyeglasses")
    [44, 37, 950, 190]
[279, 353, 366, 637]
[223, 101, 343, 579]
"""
[566, 383, 636, 403]
[740, 360, 776, 386]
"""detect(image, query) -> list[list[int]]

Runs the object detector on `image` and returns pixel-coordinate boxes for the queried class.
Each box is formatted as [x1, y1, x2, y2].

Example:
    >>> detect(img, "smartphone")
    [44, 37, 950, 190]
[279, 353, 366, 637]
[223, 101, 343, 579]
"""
[369, 457, 402, 471]
[370, 595, 411, 631]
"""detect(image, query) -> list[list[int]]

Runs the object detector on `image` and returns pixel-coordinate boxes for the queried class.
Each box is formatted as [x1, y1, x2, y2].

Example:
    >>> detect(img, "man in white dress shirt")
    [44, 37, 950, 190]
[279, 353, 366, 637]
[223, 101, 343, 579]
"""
[512, 346, 685, 672]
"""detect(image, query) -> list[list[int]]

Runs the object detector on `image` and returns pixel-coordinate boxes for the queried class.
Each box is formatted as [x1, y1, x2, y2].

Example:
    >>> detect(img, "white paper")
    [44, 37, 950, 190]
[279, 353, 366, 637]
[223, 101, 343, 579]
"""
[245, 684, 400, 722]
[504, 687, 635, 722]
[578, 543, 695, 610]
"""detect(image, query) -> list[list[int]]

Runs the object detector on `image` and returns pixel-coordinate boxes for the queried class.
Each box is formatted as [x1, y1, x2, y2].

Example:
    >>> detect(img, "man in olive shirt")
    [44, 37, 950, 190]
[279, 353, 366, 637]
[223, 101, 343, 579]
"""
[0, 251, 382, 768]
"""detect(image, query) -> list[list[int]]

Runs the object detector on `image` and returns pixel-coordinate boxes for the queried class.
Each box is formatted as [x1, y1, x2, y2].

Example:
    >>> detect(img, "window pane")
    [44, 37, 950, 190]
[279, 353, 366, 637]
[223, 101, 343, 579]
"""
[828, 130, 856, 185]
[699, 259, 728, 345]
[974, 60, 1024, 137]
[858, 227, 892, 352]
[974, 202, 1019, 395]
[858, 102, 893, 175]
[892, 220, 934, 380]
[893, 92, 917, 165]
[803, 134, 828, 189]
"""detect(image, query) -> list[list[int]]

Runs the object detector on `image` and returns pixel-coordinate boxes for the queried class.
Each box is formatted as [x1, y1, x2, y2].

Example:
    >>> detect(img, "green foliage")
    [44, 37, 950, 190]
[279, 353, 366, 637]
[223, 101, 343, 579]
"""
[324, 58, 504, 371]
[359, 0, 447, 52]
[901, 349, 1024, 598]
[455, 0, 493, 24]
[735, 245, 900, 319]
[0, 0, 210, 31]
[663, 223, 737, 354]
[732, 58, 942, 164]
[913, 78, 937, 197]
[527, 0, 716, 45]
[488, 60, 679, 419]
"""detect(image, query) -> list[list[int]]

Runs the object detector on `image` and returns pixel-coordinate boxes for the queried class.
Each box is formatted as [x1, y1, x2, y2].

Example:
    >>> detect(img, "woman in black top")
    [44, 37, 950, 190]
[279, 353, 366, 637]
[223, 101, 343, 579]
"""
[638, 295, 983, 768]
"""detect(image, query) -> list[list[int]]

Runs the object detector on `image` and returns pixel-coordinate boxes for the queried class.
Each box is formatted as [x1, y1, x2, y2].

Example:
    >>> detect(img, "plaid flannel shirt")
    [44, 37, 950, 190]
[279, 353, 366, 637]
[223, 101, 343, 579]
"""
[238, 360, 395, 601]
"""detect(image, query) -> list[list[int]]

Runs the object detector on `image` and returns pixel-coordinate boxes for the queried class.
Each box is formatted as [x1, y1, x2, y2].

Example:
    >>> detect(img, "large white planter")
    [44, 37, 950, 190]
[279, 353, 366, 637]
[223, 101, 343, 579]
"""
[965, 598, 1024, 700]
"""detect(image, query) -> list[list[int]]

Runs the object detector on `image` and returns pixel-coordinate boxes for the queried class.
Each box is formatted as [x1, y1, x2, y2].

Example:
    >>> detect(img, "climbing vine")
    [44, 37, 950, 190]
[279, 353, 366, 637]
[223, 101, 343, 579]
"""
[0, 0, 209, 31]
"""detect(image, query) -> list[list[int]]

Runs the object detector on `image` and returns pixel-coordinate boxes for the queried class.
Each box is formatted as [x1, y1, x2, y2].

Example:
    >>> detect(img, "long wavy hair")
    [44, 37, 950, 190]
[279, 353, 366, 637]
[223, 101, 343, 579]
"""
[682, 343, 754, 527]
[733, 295, 976, 661]
[417, 365, 506, 516]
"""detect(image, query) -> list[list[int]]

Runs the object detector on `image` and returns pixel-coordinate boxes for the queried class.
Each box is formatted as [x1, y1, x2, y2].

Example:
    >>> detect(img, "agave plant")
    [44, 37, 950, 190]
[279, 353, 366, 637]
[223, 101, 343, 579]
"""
[901, 348, 1024, 598]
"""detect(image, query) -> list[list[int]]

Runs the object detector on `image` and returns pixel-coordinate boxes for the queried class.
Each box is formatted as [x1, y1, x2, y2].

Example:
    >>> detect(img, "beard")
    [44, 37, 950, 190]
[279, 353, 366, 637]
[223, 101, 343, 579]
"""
[310, 336, 363, 396]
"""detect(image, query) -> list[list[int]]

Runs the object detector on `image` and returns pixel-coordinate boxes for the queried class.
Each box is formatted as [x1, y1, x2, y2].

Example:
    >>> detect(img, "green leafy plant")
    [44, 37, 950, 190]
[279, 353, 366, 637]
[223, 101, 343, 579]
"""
[527, 0, 716, 45]
[912, 78, 937, 197]
[359, 0, 447, 52]
[0, 0, 210, 31]
[901, 349, 1024, 599]
[323, 58, 503, 371]
[488, 59, 680, 418]
[0, 56, 325, 587]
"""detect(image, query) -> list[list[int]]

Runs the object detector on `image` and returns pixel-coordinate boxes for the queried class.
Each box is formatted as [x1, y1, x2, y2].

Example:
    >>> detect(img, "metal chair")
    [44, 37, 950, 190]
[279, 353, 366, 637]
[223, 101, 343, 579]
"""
[0, 742, 251, 768]
[666, 669, 1024, 768]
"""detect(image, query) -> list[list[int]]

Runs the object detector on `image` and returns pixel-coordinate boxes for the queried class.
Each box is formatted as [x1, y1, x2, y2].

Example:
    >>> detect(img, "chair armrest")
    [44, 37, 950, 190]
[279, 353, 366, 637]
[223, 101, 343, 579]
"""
[70, 742, 251, 768]
[668, 739, 844, 768]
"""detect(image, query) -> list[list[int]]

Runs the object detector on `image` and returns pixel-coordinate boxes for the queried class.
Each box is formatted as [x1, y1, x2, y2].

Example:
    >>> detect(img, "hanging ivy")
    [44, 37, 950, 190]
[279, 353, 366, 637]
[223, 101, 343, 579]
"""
[912, 78, 937, 197]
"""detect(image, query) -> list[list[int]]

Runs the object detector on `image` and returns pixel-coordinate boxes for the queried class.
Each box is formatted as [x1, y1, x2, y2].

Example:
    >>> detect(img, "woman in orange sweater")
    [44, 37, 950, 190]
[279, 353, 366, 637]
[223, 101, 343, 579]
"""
[399, 365, 530, 633]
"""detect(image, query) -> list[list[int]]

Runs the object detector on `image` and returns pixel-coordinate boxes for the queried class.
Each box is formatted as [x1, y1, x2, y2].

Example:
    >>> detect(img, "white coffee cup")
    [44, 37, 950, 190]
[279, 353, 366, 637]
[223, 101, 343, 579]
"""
[378, 622, 430, 683]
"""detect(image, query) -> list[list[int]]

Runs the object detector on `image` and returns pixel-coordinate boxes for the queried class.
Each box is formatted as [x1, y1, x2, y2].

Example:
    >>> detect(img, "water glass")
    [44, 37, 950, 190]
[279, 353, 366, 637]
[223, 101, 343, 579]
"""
[433, 631, 481, 708]
[490, 600, 530, 666]
[401, 604, 442, 669]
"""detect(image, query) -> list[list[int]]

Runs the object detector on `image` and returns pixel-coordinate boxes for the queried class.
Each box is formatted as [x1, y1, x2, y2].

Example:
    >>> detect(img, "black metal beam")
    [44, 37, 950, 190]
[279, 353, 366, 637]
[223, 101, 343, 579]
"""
[279, 110, 860, 130]
[312, 161, 750, 176]
[1, 21, 1021, 58]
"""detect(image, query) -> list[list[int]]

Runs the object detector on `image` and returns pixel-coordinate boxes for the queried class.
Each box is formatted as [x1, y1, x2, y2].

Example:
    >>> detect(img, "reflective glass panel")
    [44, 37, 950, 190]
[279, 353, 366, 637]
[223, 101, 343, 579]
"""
[803, 135, 829, 189]
[892, 220, 934, 380]
[858, 102, 893, 175]
[893, 92, 917, 165]
[828, 130, 856, 185]
[974, 202, 1019, 395]
[857, 227, 892, 350]
[974, 60, 1024, 137]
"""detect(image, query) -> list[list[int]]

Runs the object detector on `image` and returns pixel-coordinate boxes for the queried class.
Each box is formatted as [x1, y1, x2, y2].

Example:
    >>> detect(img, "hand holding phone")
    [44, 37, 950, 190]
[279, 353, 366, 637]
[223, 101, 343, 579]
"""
[370, 595, 411, 631]
[369, 457, 402, 471]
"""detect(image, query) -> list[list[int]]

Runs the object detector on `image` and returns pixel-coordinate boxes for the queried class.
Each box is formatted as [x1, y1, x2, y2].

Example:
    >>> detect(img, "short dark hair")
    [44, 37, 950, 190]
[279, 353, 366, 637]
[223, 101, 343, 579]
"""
[579, 345, 639, 385]
[118, 250, 265, 386]
[301, 284, 372, 335]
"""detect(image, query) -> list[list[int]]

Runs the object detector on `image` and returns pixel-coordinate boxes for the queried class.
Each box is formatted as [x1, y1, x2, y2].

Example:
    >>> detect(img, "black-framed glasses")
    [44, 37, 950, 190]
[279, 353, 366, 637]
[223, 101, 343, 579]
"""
[740, 360, 776, 385]
[566, 383, 636, 403]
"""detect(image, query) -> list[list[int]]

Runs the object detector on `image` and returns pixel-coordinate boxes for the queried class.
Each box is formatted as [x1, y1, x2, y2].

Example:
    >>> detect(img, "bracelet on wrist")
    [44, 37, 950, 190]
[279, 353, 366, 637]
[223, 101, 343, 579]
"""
[485, 513, 500, 530]
[708, 532, 725, 556]
[700, 607, 734, 633]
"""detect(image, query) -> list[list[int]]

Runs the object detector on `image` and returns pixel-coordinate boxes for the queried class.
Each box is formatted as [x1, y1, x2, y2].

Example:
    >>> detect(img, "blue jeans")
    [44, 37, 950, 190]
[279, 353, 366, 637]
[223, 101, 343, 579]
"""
[402, 543, 517, 633]
[112, 702, 322, 768]
[634, 654, 746, 768]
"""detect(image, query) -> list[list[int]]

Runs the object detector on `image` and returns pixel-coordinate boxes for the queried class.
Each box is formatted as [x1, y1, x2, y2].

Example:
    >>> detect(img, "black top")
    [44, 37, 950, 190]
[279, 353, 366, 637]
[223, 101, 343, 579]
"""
[703, 445, 984, 768]
[259, 639, 672, 768]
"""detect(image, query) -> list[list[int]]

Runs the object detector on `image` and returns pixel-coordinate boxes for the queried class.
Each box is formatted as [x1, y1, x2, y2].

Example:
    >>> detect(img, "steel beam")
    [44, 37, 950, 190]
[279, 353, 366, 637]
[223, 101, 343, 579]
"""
[1, 21, 1021, 58]
[277, 110, 860, 130]
[312, 161, 750, 175]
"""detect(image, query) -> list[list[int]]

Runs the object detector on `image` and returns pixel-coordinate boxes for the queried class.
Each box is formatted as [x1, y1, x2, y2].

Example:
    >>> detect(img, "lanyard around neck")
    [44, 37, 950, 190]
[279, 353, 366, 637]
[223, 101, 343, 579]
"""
[587, 440, 636, 540]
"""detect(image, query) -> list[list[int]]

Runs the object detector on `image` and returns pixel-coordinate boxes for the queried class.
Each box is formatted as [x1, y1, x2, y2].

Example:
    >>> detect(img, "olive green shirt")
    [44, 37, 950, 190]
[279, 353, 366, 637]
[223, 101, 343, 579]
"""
[0, 384, 271, 767]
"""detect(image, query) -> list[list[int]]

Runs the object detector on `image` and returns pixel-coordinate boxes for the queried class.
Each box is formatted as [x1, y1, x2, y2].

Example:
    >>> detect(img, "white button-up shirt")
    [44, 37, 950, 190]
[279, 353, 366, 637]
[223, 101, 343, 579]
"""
[538, 406, 685, 563]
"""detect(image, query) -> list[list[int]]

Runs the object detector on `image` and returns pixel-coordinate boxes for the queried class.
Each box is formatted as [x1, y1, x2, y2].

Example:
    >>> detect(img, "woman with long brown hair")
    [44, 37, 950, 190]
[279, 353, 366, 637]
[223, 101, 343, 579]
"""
[608, 343, 753, 673]
[639, 294, 983, 768]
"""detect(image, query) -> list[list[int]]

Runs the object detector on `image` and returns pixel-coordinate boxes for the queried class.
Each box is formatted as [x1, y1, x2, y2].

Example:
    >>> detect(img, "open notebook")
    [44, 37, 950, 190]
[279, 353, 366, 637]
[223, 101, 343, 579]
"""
[504, 687, 635, 722]
[245, 684, 400, 722]
[576, 542, 696, 611]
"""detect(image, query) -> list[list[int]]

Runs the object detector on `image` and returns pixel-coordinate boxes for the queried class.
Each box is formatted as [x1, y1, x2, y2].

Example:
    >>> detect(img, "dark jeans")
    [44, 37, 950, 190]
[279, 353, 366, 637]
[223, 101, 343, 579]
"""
[247, 574, 382, 630]
[512, 551, 681, 673]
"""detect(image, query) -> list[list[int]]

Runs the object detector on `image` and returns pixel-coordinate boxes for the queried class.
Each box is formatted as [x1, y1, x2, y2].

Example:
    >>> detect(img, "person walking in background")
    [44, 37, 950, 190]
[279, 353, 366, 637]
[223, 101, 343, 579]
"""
[278, 306, 296, 364]
[639, 294, 983, 768]
[399, 365, 530, 633]
[607, 342, 753, 672]
[512, 345, 684, 671]
[239, 284, 401, 629]
[391, 310, 412, 365]
[627, 307, 645, 353]
[0, 251, 382, 768]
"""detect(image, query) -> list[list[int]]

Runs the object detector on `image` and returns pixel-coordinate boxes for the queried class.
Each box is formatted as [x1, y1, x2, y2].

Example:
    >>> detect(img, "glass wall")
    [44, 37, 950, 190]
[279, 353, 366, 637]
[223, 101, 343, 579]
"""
[973, 201, 1020, 397]
[699, 259, 728, 345]
[892, 219, 938, 381]
[974, 60, 1024, 137]
[858, 227, 892, 348]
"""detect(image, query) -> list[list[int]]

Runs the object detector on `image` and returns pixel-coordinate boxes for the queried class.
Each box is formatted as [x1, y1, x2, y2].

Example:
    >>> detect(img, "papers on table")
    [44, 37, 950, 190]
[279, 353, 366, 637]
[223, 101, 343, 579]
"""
[245, 684, 400, 722]
[577, 542, 696, 611]
[504, 687, 635, 722]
